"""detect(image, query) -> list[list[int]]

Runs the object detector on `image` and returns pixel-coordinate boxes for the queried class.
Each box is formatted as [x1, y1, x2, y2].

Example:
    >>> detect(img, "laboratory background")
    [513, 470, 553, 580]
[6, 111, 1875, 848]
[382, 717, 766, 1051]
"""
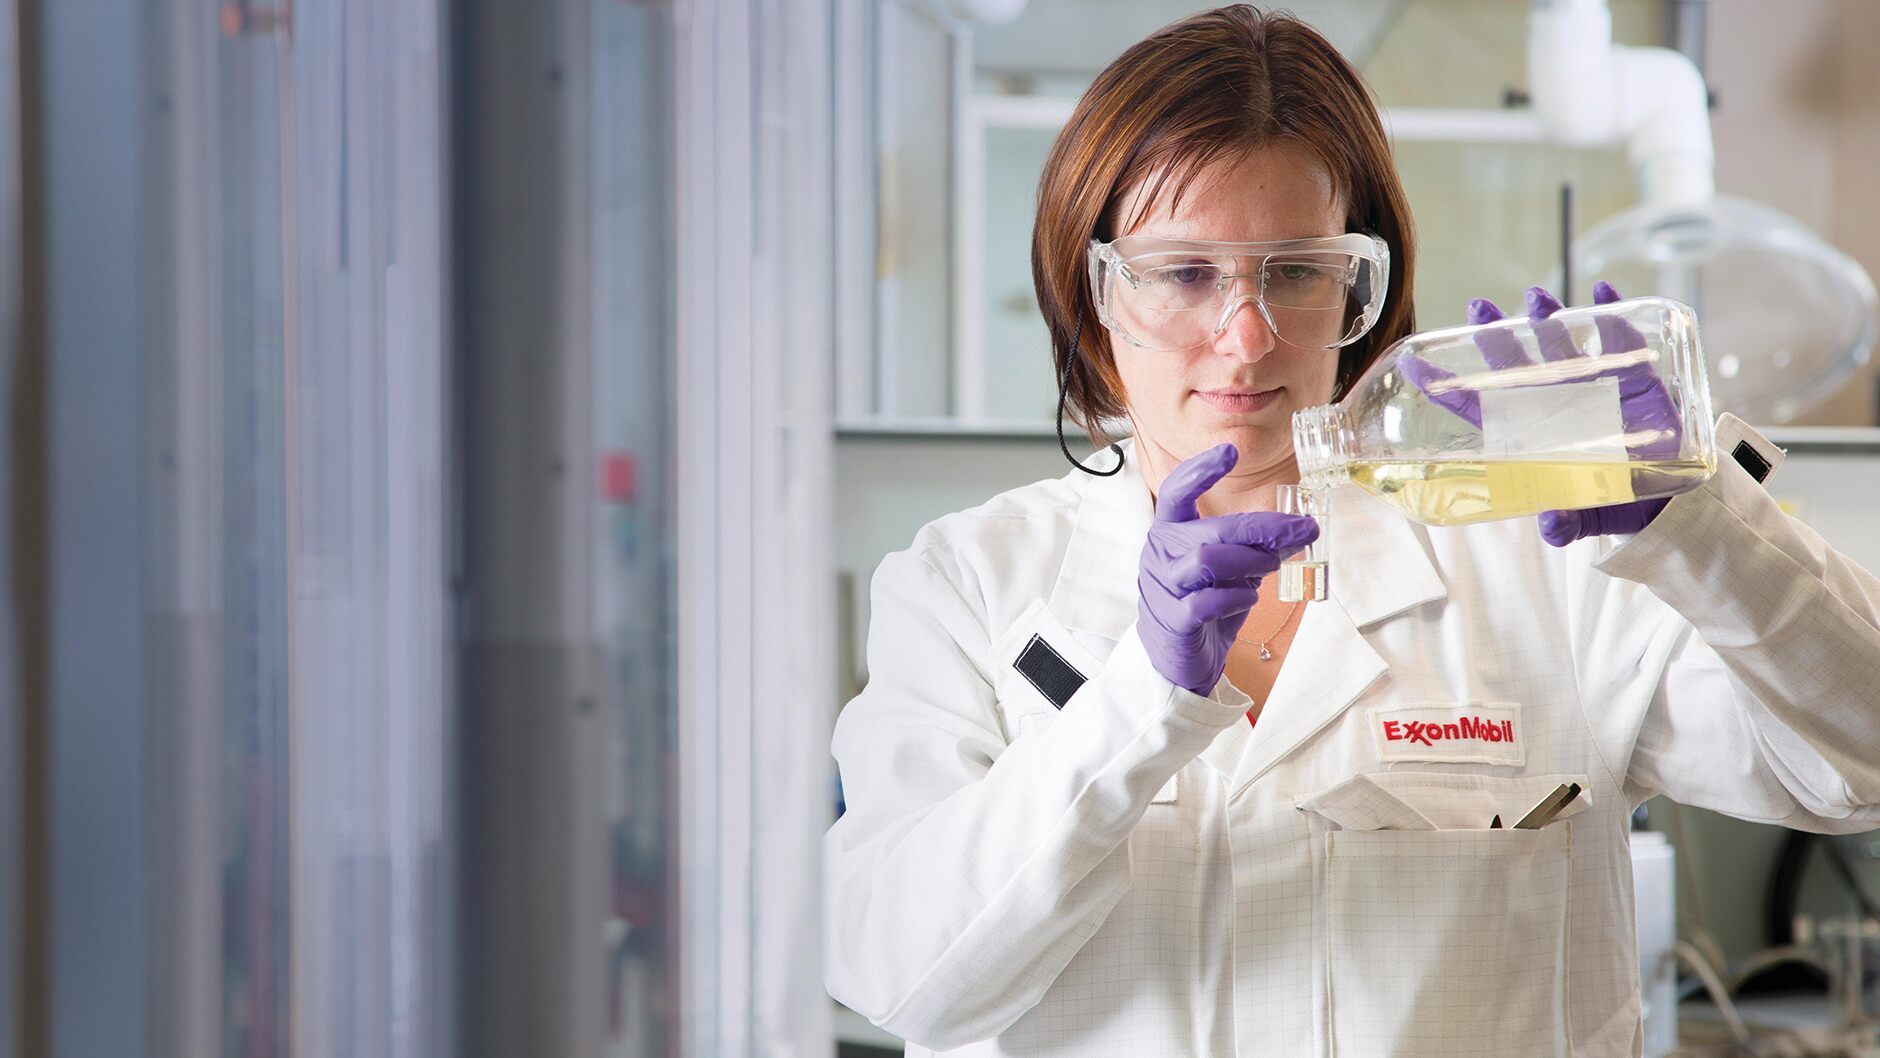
[1, 0, 1879, 1057]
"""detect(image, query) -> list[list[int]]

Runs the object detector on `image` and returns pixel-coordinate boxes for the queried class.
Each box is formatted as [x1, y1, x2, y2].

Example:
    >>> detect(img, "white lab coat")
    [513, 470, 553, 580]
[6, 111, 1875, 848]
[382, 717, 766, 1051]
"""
[824, 415, 1880, 1057]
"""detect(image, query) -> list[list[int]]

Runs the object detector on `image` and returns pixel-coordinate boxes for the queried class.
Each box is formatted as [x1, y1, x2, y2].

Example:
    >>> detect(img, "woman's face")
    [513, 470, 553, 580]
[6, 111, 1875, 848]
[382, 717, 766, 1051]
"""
[1108, 143, 1346, 482]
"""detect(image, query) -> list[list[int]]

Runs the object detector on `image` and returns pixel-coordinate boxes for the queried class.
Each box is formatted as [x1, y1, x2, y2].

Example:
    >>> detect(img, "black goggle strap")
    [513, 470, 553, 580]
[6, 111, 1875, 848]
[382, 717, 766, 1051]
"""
[1056, 316, 1125, 478]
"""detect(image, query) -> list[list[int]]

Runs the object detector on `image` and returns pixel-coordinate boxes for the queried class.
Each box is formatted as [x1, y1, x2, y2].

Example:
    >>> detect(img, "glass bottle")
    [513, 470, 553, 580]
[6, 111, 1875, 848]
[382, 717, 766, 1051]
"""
[1293, 295, 1717, 529]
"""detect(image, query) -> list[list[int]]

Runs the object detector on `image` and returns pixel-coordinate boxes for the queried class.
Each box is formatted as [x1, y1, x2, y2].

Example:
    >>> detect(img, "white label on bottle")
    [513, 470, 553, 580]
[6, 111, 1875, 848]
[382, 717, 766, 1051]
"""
[1480, 377, 1627, 461]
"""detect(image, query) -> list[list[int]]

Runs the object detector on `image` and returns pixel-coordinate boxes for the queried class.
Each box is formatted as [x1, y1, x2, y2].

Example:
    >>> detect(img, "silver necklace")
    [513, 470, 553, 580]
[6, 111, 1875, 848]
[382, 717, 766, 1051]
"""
[1234, 599, 1302, 662]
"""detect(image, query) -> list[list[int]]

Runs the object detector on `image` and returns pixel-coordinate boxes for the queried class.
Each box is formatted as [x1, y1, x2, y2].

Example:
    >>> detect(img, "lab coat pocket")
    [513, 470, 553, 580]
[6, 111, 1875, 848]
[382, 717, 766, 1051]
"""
[1325, 825, 1571, 1058]
[1305, 773, 1585, 1058]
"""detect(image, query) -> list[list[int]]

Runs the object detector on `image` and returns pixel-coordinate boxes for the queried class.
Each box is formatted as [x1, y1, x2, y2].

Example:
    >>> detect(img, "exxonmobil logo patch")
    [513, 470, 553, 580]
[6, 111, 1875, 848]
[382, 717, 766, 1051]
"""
[1383, 716, 1516, 746]
[1371, 703, 1524, 765]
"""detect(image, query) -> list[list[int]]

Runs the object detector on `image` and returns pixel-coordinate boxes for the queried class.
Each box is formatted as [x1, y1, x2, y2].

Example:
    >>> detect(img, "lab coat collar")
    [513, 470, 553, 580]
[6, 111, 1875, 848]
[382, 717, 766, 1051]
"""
[1045, 438, 1156, 643]
[1318, 481, 1449, 629]
[1047, 439, 1447, 640]
[1200, 595, 1392, 794]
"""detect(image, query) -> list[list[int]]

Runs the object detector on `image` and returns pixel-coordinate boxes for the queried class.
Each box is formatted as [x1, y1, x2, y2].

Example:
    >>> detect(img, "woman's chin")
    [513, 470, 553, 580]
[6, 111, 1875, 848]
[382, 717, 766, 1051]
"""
[1165, 423, 1289, 467]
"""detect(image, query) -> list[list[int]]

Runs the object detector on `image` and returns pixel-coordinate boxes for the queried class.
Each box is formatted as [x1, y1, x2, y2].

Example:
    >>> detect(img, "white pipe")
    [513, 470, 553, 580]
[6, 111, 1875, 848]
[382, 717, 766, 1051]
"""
[1527, 0, 1715, 207]
[1617, 45, 1716, 207]
[1527, 0, 1620, 147]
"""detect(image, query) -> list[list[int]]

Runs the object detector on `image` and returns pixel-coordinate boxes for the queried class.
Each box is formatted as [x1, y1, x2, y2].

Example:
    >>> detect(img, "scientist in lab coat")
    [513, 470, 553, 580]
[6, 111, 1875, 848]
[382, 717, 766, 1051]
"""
[824, 7, 1880, 1057]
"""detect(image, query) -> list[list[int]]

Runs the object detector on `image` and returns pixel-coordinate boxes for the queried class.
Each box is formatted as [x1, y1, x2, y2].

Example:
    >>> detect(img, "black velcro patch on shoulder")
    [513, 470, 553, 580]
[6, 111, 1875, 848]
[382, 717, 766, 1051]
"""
[1732, 440, 1772, 484]
[1013, 634, 1087, 709]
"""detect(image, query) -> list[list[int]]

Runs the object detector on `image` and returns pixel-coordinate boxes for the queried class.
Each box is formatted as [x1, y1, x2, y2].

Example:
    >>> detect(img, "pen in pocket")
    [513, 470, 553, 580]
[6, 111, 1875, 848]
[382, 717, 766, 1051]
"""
[1512, 782, 1582, 830]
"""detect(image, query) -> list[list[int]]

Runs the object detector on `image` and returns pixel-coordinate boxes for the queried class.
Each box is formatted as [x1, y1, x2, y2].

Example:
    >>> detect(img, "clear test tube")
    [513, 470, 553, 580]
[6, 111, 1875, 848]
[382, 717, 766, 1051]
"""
[1275, 484, 1328, 603]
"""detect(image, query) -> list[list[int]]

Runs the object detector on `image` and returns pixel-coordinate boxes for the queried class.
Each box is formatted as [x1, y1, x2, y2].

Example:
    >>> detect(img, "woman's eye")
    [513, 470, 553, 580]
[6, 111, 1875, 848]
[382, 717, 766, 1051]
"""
[1165, 265, 1216, 286]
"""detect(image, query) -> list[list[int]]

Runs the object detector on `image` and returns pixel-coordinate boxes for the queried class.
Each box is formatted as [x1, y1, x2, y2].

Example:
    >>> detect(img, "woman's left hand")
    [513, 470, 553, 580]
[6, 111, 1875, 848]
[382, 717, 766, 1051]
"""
[1406, 280, 1679, 545]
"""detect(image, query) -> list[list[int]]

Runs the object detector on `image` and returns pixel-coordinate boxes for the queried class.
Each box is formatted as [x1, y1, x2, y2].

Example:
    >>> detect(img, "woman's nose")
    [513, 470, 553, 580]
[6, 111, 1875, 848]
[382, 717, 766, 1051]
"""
[1215, 295, 1278, 363]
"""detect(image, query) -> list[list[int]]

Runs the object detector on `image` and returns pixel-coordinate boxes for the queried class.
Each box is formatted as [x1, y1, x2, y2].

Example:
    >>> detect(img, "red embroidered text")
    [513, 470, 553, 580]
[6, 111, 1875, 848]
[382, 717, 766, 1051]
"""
[1382, 716, 1515, 746]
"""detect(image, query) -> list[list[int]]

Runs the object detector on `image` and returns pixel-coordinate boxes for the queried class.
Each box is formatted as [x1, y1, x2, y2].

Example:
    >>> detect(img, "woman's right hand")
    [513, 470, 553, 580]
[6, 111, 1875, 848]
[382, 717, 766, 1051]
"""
[1137, 443, 1321, 697]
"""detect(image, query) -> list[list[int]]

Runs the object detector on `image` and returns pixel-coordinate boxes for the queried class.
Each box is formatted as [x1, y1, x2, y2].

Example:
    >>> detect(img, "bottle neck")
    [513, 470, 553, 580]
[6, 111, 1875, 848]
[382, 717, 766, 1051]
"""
[1291, 403, 1353, 489]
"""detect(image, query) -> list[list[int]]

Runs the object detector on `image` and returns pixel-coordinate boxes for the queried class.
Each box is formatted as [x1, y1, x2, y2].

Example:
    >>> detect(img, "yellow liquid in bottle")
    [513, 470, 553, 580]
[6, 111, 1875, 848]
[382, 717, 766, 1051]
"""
[1346, 459, 1713, 527]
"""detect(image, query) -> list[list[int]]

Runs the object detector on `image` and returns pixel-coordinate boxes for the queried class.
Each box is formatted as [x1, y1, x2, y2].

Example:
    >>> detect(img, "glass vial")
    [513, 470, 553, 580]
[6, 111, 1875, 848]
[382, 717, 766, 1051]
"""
[1275, 484, 1328, 603]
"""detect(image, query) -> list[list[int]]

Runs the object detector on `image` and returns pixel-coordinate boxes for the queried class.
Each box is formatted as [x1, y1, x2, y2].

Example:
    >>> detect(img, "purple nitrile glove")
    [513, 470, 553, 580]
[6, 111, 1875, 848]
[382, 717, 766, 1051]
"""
[1535, 498, 1667, 543]
[1137, 443, 1320, 698]
[1400, 280, 1682, 547]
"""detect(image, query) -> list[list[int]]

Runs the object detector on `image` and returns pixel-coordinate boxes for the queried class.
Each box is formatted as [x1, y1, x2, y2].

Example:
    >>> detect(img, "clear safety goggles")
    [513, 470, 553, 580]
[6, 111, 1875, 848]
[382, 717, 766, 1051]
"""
[1087, 232, 1390, 352]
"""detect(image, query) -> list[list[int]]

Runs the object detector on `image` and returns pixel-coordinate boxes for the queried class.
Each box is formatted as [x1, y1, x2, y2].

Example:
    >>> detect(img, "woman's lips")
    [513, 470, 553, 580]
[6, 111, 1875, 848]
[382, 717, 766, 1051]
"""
[1195, 387, 1281, 413]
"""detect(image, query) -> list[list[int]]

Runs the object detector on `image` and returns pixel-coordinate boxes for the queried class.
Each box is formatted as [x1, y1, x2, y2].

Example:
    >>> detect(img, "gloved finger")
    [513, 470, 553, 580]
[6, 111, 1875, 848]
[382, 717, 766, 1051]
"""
[1205, 511, 1319, 554]
[1181, 584, 1263, 626]
[1589, 358, 1679, 453]
[1533, 316, 1584, 362]
[1594, 314, 1649, 355]
[1526, 287, 1585, 362]
[1167, 542, 1285, 595]
[1589, 280, 1649, 354]
[1620, 387, 1685, 459]
[1136, 585, 1185, 635]
[1467, 298, 1506, 325]
[1537, 509, 1584, 548]
[1401, 355, 1484, 428]
[1525, 286, 1566, 319]
[1155, 443, 1238, 524]
[1581, 350, 1666, 400]
[1583, 499, 1667, 536]
[1467, 298, 1533, 369]
[1539, 498, 1670, 546]
[1611, 361, 1671, 402]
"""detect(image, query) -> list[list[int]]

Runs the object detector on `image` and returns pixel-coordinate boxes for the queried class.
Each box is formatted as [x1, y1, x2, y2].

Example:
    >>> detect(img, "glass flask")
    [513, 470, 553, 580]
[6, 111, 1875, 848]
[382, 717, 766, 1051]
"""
[1292, 296, 1718, 530]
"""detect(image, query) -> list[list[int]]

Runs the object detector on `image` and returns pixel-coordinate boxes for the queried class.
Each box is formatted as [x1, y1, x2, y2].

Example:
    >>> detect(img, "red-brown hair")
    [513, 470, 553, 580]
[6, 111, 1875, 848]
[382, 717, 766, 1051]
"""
[1031, 4, 1417, 443]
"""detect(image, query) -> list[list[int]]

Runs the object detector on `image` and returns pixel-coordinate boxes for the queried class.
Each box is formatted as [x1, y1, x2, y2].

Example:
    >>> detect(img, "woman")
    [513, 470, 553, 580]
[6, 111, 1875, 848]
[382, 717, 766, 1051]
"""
[825, 7, 1880, 1056]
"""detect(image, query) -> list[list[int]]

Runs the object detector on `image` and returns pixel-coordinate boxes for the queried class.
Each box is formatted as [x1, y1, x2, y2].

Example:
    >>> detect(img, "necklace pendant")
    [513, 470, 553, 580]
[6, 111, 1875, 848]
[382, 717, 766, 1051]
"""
[1258, 644, 1273, 662]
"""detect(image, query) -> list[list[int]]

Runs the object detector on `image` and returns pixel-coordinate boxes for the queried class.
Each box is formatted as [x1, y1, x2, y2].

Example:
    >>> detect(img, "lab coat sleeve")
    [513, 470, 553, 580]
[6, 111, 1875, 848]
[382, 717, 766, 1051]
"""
[824, 544, 1249, 1050]
[1589, 415, 1880, 830]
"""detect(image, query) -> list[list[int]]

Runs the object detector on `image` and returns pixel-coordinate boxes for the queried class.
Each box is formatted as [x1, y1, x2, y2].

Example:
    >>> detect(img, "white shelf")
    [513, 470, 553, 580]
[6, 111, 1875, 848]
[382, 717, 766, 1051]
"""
[836, 416, 1064, 440]
[1761, 425, 1880, 454]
